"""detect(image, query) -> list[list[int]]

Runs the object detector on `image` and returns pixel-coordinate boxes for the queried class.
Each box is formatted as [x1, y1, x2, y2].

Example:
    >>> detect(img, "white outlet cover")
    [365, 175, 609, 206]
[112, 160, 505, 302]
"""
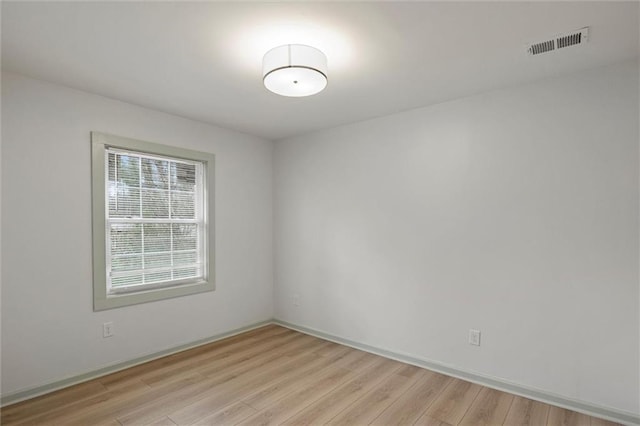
[103, 322, 114, 338]
[469, 329, 481, 346]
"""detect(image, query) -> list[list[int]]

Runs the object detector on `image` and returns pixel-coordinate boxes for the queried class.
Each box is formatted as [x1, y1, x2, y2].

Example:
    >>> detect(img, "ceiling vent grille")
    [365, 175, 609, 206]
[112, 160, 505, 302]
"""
[527, 27, 589, 56]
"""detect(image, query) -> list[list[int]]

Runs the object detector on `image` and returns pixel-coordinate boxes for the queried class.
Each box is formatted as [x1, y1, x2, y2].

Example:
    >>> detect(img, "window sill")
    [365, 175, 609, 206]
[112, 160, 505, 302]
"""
[95, 279, 215, 311]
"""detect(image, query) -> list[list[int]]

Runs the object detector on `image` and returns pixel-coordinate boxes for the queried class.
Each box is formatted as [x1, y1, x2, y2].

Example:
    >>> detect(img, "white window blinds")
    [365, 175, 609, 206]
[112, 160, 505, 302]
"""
[105, 148, 206, 293]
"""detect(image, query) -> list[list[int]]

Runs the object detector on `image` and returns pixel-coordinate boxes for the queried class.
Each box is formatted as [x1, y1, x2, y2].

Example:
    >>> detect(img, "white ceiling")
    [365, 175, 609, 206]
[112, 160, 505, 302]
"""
[2, 2, 638, 140]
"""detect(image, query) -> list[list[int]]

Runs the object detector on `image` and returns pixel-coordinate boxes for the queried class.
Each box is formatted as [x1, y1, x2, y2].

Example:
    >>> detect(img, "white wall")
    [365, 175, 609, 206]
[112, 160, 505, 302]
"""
[1, 73, 274, 396]
[274, 60, 640, 414]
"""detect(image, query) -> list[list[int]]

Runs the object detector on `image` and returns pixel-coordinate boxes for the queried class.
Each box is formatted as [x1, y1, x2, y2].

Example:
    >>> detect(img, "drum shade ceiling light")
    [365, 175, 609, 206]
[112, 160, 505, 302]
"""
[263, 44, 328, 97]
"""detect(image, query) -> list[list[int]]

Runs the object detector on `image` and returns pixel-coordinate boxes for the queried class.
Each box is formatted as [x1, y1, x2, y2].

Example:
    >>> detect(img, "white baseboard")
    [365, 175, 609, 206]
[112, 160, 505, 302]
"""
[273, 319, 640, 426]
[0, 319, 273, 407]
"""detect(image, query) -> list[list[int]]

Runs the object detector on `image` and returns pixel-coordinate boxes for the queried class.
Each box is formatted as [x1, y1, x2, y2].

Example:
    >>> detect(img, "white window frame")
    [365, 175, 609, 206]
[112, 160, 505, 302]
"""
[92, 132, 215, 311]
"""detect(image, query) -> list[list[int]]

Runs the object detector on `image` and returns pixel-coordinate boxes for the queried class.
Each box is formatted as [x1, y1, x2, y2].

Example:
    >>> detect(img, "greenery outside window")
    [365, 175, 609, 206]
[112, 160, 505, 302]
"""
[92, 132, 215, 311]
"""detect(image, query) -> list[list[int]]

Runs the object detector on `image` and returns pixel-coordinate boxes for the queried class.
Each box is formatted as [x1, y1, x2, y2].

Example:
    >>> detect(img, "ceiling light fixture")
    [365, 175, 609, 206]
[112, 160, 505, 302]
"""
[263, 44, 327, 97]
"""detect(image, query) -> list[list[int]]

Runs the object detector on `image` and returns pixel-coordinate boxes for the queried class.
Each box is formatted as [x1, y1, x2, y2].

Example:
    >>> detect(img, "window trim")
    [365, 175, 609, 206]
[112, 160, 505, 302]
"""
[92, 132, 215, 311]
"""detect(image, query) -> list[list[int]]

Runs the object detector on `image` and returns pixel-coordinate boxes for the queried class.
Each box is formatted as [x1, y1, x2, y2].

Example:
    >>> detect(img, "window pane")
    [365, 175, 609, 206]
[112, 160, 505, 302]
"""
[111, 255, 142, 272]
[108, 185, 140, 218]
[172, 224, 197, 251]
[108, 182, 117, 215]
[143, 224, 171, 253]
[107, 154, 141, 218]
[174, 250, 197, 266]
[174, 267, 199, 280]
[112, 274, 143, 288]
[108, 153, 116, 182]
[142, 189, 169, 218]
[171, 192, 195, 219]
[116, 154, 140, 186]
[171, 162, 196, 192]
[110, 224, 142, 255]
[141, 158, 169, 189]
[144, 252, 171, 268]
[144, 271, 172, 284]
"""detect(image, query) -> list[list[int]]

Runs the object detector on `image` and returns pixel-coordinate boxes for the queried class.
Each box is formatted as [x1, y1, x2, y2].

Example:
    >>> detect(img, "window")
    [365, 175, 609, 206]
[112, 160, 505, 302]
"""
[92, 132, 215, 310]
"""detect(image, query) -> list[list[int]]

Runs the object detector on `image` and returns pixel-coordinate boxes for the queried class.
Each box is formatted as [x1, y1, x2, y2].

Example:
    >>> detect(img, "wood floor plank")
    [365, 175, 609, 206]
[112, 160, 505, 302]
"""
[123, 328, 298, 389]
[122, 338, 327, 425]
[102, 377, 153, 394]
[46, 372, 208, 425]
[312, 340, 346, 356]
[191, 401, 258, 425]
[155, 336, 331, 425]
[99, 326, 293, 392]
[149, 416, 178, 425]
[396, 364, 424, 378]
[237, 366, 353, 426]
[503, 395, 550, 426]
[163, 351, 328, 425]
[242, 344, 354, 410]
[325, 365, 424, 425]
[64, 346, 290, 426]
[418, 378, 482, 425]
[12, 394, 119, 426]
[55, 334, 312, 425]
[458, 387, 514, 426]
[280, 357, 403, 425]
[99, 325, 287, 389]
[371, 370, 451, 426]
[141, 329, 297, 387]
[1, 326, 610, 426]
[92, 419, 124, 426]
[547, 406, 593, 426]
[194, 333, 314, 378]
[413, 416, 455, 426]
[0, 379, 108, 424]
[335, 349, 382, 372]
[9, 378, 153, 425]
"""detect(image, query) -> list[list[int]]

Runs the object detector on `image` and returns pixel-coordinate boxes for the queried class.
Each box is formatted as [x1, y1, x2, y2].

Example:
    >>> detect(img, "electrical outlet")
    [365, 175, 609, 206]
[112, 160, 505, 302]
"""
[103, 322, 114, 338]
[469, 329, 481, 346]
[292, 294, 300, 307]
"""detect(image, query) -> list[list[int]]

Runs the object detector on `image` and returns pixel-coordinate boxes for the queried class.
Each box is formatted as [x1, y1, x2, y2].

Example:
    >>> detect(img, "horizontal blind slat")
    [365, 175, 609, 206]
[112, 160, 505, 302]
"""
[110, 263, 202, 277]
[108, 218, 199, 224]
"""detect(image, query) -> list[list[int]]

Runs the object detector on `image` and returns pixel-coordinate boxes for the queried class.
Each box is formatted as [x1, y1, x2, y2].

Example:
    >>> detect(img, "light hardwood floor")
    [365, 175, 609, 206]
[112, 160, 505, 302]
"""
[1, 325, 620, 426]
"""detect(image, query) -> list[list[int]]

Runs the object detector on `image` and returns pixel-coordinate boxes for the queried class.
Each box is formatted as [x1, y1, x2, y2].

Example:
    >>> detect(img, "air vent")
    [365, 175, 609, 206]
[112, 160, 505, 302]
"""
[527, 27, 589, 56]
[529, 39, 555, 55]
